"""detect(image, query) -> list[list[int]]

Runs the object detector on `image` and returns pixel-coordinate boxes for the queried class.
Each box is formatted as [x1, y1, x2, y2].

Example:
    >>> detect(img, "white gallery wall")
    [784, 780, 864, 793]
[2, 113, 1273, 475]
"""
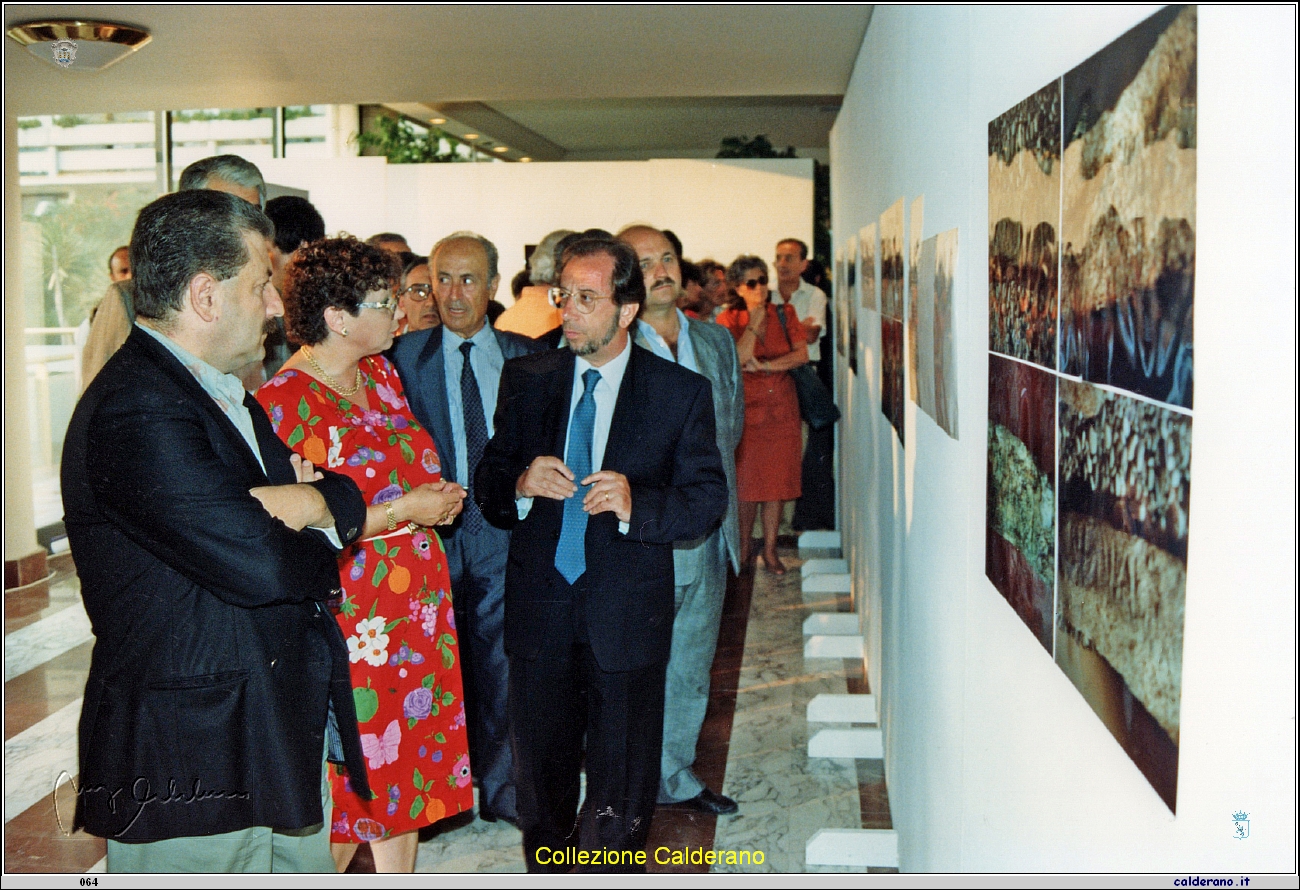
[830, 5, 1295, 872]
[260, 156, 813, 291]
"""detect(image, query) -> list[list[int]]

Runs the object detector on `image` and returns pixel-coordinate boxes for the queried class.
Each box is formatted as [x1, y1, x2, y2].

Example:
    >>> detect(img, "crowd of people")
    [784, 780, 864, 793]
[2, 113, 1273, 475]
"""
[65, 155, 835, 874]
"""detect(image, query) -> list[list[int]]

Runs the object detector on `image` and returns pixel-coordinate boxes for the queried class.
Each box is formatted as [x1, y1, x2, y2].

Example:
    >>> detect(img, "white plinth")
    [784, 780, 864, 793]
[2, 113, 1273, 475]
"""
[802, 613, 860, 636]
[804, 634, 864, 658]
[808, 727, 883, 758]
[797, 530, 841, 550]
[801, 557, 848, 577]
[802, 573, 851, 594]
[807, 693, 877, 724]
[806, 828, 899, 868]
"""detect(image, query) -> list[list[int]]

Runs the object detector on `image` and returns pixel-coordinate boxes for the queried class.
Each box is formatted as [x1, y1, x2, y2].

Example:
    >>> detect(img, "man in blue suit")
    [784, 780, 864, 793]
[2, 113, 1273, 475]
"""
[475, 232, 728, 870]
[388, 232, 543, 826]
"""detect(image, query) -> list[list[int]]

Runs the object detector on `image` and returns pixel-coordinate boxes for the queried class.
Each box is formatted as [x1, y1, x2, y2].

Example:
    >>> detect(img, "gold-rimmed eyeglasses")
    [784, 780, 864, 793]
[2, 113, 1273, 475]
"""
[548, 286, 614, 314]
[358, 295, 399, 314]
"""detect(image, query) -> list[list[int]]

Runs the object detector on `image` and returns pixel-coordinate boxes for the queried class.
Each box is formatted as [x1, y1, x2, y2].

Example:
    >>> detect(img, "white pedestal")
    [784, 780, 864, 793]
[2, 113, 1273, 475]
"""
[802, 573, 851, 594]
[797, 530, 841, 550]
[808, 727, 883, 758]
[806, 828, 899, 868]
[807, 693, 877, 724]
[803, 634, 864, 658]
[801, 557, 848, 577]
[802, 613, 860, 636]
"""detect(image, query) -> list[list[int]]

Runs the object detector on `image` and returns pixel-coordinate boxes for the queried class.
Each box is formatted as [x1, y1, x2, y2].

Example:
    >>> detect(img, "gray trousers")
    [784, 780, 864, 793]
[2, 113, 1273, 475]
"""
[658, 527, 727, 803]
[106, 740, 333, 873]
[446, 524, 517, 821]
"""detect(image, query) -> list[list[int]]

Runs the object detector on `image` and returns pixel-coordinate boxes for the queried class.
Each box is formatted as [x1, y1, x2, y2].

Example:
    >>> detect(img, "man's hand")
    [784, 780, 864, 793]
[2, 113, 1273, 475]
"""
[516, 456, 578, 501]
[249, 483, 333, 531]
[802, 318, 822, 343]
[582, 470, 631, 524]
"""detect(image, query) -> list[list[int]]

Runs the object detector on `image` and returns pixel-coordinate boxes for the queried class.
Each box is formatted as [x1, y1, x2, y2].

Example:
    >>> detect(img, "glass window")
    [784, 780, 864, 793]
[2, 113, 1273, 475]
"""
[18, 112, 161, 530]
[170, 107, 275, 189]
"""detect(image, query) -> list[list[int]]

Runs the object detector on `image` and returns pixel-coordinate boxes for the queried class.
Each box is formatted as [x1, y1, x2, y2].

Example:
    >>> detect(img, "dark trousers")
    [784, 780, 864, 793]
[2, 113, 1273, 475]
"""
[793, 423, 836, 530]
[446, 528, 516, 821]
[509, 576, 666, 874]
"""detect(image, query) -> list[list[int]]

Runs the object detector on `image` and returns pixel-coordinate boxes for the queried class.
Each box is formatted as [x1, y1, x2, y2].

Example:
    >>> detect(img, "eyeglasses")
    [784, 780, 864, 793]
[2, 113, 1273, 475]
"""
[741, 276, 769, 288]
[548, 287, 614, 314]
[358, 296, 399, 314]
[399, 283, 433, 301]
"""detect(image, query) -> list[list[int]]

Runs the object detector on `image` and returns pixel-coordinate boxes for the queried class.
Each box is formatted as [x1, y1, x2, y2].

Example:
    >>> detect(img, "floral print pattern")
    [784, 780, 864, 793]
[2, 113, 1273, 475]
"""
[257, 354, 472, 843]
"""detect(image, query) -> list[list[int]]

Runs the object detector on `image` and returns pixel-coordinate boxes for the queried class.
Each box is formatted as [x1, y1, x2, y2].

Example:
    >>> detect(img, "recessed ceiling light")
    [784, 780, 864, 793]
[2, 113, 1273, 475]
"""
[492, 145, 508, 153]
[7, 19, 151, 71]
[519, 157, 532, 163]
[463, 133, 479, 140]
[429, 117, 446, 125]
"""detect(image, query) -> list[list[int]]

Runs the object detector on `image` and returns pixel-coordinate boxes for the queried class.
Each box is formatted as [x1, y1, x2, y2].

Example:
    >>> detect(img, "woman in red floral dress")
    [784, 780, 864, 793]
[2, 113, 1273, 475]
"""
[257, 237, 473, 873]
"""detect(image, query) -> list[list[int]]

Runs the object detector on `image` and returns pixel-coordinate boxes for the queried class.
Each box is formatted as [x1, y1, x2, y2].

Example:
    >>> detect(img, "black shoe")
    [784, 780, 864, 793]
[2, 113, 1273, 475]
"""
[667, 788, 738, 815]
[479, 809, 519, 828]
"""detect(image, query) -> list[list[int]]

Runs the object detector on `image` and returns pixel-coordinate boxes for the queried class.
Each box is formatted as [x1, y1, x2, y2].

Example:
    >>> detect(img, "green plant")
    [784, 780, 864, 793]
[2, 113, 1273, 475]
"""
[357, 114, 467, 164]
[17, 117, 41, 129]
[53, 114, 89, 128]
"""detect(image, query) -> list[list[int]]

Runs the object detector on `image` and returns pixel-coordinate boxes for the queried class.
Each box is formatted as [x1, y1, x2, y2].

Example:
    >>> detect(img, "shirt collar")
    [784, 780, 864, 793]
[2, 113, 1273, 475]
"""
[575, 333, 632, 392]
[138, 322, 248, 417]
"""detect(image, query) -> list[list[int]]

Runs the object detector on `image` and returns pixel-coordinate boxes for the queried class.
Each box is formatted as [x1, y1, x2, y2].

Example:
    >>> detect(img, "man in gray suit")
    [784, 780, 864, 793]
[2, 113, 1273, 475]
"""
[619, 225, 743, 815]
[388, 232, 543, 826]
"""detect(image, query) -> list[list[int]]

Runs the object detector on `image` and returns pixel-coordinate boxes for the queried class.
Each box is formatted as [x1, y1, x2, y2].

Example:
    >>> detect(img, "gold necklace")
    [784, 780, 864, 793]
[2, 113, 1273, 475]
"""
[302, 345, 362, 396]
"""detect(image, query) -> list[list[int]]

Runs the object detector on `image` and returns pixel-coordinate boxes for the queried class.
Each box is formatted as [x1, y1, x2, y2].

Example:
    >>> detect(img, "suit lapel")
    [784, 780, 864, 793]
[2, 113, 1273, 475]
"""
[414, 328, 457, 479]
[603, 345, 643, 471]
[131, 328, 269, 482]
[549, 354, 576, 459]
[686, 317, 719, 383]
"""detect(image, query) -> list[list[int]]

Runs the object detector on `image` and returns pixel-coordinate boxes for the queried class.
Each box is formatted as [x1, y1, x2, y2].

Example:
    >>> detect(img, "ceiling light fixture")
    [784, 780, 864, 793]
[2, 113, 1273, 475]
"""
[463, 133, 480, 140]
[429, 117, 446, 125]
[519, 157, 533, 163]
[6, 20, 151, 72]
[492, 146, 508, 153]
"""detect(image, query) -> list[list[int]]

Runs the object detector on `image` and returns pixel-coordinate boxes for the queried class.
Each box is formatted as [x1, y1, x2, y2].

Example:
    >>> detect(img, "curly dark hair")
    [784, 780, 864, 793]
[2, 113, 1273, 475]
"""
[282, 236, 400, 345]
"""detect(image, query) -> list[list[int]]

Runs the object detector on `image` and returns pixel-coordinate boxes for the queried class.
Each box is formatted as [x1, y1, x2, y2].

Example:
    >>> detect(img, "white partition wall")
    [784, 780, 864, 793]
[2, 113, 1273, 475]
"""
[260, 156, 813, 283]
[830, 5, 1295, 873]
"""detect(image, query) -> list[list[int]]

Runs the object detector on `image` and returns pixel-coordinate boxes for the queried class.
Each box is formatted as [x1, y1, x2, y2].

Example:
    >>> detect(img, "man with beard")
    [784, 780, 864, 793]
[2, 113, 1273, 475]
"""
[475, 231, 727, 870]
[619, 224, 742, 816]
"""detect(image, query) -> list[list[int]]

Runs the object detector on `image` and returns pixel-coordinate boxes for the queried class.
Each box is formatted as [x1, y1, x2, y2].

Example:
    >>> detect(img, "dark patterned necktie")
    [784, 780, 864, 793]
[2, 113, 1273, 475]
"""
[459, 341, 488, 534]
[555, 369, 600, 584]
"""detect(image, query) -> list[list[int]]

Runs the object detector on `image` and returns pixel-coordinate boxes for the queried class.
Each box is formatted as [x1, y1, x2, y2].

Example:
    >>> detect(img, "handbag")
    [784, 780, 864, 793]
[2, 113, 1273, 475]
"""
[775, 303, 841, 431]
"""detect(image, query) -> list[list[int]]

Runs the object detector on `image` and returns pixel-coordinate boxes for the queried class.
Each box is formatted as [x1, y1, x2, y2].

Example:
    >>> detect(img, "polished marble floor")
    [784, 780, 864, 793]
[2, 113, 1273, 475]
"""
[4, 542, 891, 874]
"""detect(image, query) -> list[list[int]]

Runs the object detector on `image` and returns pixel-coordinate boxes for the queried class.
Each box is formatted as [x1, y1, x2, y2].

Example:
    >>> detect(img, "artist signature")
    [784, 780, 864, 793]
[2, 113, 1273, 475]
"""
[53, 771, 250, 838]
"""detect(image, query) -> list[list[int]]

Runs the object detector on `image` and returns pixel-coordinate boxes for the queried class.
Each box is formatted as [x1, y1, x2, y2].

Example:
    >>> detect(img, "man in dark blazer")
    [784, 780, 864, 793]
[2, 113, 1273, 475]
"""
[387, 232, 543, 826]
[475, 232, 728, 870]
[621, 225, 744, 816]
[61, 190, 369, 872]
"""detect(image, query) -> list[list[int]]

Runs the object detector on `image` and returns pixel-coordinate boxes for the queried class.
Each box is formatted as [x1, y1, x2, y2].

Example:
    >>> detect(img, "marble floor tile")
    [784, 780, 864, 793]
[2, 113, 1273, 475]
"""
[5, 698, 81, 823]
[5, 600, 93, 682]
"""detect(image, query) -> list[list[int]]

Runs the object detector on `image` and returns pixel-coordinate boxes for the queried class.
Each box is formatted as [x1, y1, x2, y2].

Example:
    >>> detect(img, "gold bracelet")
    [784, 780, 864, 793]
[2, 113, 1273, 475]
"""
[385, 501, 397, 531]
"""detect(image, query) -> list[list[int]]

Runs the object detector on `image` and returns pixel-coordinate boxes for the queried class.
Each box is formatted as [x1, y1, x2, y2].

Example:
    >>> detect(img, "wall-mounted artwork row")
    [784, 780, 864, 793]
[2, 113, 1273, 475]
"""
[1061, 4, 1196, 408]
[847, 234, 859, 376]
[879, 198, 906, 444]
[907, 196, 925, 404]
[912, 229, 960, 439]
[985, 5, 1195, 813]
[835, 246, 846, 358]
[860, 222, 877, 311]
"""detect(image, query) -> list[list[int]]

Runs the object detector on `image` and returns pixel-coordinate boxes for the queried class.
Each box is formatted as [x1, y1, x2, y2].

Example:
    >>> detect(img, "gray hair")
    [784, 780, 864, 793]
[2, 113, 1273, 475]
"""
[528, 229, 575, 285]
[431, 231, 499, 281]
[178, 154, 267, 209]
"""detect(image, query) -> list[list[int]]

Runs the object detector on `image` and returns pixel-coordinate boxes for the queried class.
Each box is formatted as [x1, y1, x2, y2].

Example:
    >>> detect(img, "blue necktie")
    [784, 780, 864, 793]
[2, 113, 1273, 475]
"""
[459, 341, 488, 534]
[555, 369, 600, 584]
